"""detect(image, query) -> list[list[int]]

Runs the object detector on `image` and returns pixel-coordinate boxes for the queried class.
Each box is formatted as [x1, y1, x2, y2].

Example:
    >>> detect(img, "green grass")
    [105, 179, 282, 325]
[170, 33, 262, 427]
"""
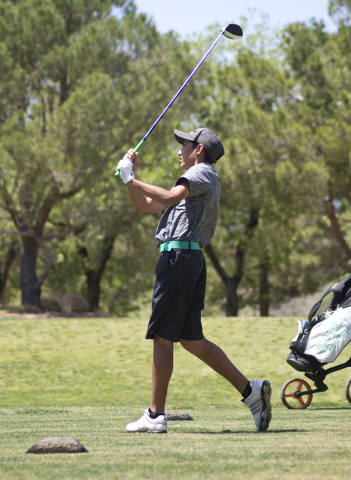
[0, 316, 350, 479]
[0, 316, 350, 407]
[0, 405, 350, 479]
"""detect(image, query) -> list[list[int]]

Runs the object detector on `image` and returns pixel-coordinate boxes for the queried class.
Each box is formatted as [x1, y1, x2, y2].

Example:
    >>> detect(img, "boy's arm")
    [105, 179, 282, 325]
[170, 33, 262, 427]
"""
[118, 148, 189, 213]
[126, 178, 189, 213]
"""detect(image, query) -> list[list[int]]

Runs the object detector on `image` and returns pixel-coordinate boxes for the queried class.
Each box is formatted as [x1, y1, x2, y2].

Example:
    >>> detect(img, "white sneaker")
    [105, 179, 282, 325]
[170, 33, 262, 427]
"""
[126, 409, 167, 433]
[243, 380, 272, 432]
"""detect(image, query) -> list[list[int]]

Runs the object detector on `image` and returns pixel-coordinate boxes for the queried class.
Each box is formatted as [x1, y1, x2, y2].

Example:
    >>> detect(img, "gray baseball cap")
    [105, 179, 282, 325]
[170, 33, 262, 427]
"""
[174, 128, 225, 164]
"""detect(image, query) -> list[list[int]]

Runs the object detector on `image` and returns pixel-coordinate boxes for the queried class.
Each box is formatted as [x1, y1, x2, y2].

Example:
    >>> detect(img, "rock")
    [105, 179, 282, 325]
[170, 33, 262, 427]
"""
[26, 437, 88, 454]
[165, 410, 193, 421]
[62, 294, 89, 313]
[22, 304, 42, 313]
[41, 297, 62, 312]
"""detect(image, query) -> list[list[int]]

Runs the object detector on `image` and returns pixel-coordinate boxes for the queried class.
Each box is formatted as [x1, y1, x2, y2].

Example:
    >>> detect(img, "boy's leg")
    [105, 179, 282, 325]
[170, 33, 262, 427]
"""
[180, 337, 272, 432]
[150, 334, 174, 414]
[126, 334, 172, 433]
[179, 337, 248, 393]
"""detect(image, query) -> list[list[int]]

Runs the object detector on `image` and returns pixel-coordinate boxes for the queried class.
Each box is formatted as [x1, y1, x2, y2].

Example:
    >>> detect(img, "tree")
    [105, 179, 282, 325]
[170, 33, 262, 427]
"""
[0, 0, 161, 307]
[41, 24, 206, 312]
[329, 0, 351, 24]
[282, 8, 351, 280]
[196, 39, 325, 316]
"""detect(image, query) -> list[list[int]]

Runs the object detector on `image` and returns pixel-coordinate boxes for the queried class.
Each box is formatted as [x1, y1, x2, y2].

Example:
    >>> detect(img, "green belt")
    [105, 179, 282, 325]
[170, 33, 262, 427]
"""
[159, 241, 201, 252]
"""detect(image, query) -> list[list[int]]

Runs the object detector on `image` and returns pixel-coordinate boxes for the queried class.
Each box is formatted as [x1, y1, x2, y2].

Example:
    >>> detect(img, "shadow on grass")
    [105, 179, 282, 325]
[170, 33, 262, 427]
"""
[310, 407, 351, 410]
[183, 429, 306, 435]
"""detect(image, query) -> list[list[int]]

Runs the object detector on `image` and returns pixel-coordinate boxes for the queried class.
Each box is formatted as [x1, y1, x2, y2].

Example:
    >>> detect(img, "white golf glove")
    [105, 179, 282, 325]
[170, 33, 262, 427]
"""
[116, 158, 134, 184]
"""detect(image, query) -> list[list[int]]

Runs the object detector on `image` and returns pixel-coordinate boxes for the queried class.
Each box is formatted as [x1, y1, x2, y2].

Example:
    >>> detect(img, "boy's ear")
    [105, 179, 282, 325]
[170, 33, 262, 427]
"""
[196, 144, 204, 155]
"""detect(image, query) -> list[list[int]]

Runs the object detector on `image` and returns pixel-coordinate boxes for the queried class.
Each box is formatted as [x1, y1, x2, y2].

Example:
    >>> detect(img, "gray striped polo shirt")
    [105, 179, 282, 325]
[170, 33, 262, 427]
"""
[155, 162, 220, 248]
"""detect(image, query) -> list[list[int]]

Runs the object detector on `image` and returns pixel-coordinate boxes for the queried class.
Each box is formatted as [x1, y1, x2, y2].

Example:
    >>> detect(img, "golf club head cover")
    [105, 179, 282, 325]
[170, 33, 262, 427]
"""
[116, 158, 134, 184]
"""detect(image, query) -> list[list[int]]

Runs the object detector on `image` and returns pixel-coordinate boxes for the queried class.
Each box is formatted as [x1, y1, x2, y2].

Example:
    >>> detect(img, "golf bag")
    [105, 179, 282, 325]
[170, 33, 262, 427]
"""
[287, 275, 351, 372]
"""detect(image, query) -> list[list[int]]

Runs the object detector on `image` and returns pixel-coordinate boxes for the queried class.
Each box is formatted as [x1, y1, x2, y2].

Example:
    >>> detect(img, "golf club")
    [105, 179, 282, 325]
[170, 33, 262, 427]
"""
[115, 23, 243, 177]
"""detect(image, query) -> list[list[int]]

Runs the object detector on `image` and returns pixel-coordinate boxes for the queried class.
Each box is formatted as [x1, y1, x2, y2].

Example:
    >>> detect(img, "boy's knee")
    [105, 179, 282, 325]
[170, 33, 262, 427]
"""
[179, 338, 206, 353]
[179, 338, 190, 350]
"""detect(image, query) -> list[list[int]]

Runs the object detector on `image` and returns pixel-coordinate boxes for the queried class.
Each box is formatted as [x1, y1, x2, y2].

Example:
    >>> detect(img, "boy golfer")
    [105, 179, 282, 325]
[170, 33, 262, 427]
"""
[116, 128, 272, 433]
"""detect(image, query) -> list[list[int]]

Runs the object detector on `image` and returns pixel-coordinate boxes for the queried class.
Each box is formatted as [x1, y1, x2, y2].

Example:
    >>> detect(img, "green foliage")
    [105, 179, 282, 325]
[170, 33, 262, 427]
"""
[329, 0, 351, 25]
[192, 33, 329, 312]
[0, 1, 148, 303]
[2, 2, 351, 314]
[280, 10, 351, 297]
[0, 0, 203, 310]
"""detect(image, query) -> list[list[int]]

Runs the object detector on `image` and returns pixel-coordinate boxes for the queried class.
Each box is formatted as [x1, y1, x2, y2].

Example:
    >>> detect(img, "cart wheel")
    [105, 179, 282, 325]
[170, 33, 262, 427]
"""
[281, 378, 313, 409]
[345, 376, 351, 404]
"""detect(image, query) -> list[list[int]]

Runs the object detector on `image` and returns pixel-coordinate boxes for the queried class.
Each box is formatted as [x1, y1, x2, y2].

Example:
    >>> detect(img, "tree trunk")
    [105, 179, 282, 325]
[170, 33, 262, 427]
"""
[326, 182, 351, 260]
[226, 277, 240, 316]
[224, 245, 246, 316]
[205, 208, 259, 316]
[0, 241, 18, 304]
[259, 263, 270, 317]
[20, 237, 41, 307]
[78, 232, 117, 312]
[86, 271, 100, 312]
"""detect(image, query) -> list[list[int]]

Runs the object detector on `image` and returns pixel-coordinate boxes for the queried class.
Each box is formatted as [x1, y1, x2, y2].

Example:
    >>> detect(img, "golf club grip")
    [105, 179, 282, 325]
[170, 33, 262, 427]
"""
[114, 139, 145, 178]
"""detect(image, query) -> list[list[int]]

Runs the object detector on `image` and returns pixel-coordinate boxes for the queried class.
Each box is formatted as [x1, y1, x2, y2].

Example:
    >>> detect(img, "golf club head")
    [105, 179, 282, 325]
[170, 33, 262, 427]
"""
[222, 24, 243, 40]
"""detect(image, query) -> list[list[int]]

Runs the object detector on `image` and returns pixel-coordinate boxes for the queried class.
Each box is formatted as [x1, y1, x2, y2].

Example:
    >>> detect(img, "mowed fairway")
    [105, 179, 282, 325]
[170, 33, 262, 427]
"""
[0, 316, 350, 479]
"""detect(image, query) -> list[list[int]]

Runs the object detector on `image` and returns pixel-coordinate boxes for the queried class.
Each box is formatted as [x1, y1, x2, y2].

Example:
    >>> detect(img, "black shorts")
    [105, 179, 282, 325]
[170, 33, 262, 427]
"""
[146, 249, 206, 342]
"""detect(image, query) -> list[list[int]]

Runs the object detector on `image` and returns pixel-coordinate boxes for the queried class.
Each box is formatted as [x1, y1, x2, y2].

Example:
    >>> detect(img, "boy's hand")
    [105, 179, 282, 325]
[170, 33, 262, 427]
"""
[124, 149, 138, 172]
[116, 158, 134, 184]
[115, 149, 138, 180]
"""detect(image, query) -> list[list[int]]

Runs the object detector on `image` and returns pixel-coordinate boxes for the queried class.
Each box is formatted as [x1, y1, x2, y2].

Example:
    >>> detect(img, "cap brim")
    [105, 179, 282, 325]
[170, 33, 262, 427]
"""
[174, 129, 195, 145]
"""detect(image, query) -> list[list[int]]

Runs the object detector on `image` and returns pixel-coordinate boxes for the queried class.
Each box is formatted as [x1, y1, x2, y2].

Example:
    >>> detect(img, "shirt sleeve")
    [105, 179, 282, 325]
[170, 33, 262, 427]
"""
[175, 165, 212, 197]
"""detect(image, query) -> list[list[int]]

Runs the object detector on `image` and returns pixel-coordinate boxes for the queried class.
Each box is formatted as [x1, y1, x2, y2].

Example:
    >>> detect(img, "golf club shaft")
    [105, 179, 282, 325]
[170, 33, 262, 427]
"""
[115, 30, 225, 177]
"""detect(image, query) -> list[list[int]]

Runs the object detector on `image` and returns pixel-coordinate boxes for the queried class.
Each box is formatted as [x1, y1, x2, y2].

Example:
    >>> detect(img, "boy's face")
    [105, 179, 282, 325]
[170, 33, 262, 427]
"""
[178, 140, 197, 170]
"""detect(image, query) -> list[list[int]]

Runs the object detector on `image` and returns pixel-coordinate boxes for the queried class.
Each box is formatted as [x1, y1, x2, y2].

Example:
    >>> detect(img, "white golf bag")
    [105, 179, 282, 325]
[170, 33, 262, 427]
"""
[287, 275, 351, 372]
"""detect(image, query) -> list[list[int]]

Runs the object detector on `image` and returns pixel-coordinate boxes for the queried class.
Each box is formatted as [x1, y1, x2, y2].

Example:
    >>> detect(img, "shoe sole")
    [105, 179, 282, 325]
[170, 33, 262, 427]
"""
[126, 428, 167, 433]
[259, 380, 272, 432]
